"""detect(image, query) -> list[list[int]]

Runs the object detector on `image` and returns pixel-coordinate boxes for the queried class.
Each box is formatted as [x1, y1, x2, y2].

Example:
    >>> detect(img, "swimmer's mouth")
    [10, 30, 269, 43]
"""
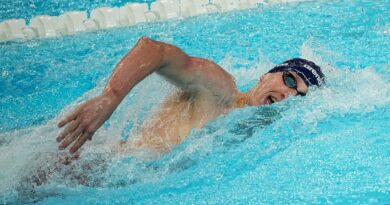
[268, 96, 277, 104]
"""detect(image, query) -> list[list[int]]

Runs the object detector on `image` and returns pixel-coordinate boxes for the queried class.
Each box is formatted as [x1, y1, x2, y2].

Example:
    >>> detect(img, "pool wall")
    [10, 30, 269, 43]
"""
[0, 0, 314, 42]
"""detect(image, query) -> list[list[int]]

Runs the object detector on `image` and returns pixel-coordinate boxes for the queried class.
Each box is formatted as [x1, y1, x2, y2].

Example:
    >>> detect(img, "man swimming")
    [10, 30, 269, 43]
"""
[57, 37, 325, 154]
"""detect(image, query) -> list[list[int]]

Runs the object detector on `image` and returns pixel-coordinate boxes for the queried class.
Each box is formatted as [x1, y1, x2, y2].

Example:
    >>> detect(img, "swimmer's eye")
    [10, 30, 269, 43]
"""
[282, 71, 306, 96]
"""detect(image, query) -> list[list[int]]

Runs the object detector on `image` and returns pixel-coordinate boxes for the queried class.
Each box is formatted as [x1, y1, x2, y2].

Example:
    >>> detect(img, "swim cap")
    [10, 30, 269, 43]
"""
[268, 58, 325, 87]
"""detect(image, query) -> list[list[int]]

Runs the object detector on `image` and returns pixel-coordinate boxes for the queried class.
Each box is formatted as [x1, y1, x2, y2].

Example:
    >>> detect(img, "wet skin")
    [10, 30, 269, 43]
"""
[57, 37, 309, 154]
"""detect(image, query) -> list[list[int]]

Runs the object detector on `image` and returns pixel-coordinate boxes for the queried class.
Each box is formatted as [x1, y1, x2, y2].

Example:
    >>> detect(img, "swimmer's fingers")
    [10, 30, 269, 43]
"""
[57, 120, 80, 142]
[70, 132, 93, 154]
[59, 152, 80, 165]
[71, 152, 80, 160]
[59, 126, 83, 150]
[58, 108, 81, 128]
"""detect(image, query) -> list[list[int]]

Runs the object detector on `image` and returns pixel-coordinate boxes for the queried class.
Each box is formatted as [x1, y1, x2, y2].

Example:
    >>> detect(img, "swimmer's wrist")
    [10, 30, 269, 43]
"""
[101, 89, 123, 106]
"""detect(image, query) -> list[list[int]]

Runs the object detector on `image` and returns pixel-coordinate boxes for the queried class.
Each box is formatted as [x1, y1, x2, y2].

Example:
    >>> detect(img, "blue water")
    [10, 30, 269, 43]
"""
[0, 0, 389, 204]
[0, 0, 155, 22]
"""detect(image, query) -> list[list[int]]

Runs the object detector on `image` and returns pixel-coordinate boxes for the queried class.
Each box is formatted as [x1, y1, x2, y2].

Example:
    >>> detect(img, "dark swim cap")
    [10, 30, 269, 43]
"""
[268, 58, 325, 87]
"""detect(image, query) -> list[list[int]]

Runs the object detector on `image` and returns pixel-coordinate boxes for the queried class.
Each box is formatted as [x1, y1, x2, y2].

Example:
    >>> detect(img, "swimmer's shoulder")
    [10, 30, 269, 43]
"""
[187, 57, 237, 105]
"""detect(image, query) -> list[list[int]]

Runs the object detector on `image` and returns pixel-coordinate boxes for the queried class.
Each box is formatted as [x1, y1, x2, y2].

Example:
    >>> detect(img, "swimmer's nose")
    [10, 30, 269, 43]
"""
[282, 90, 292, 99]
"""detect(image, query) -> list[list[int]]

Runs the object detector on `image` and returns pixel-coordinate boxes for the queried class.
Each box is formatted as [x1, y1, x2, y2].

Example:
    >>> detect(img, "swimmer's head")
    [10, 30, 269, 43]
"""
[244, 58, 325, 106]
[267, 58, 325, 87]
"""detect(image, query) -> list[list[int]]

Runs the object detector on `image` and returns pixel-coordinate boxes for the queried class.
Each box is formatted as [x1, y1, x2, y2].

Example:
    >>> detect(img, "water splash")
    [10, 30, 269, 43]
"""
[1, 0, 390, 203]
[2, 40, 389, 203]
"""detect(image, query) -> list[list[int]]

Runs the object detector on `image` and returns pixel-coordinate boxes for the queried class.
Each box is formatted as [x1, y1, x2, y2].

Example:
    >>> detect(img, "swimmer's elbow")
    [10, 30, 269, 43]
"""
[138, 37, 189, 69]
[137, 36, 152, 45]
[134, 36, 166, 67]
[136, 37, 163, 54]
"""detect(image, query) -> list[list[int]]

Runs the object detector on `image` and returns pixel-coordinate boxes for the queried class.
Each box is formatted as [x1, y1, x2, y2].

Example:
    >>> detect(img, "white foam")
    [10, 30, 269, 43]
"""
[0, 74, 173, 198]
[220, 49, 275, 90]
[1, 40, 389, 201]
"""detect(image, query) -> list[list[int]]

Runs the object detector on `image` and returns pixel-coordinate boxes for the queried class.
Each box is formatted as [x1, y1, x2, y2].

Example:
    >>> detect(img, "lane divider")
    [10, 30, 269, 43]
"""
[0, 0, 312, 42]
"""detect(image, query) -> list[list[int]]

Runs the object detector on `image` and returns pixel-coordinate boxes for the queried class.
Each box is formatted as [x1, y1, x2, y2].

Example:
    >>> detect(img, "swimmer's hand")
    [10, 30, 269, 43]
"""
[57, 93, 119, 154]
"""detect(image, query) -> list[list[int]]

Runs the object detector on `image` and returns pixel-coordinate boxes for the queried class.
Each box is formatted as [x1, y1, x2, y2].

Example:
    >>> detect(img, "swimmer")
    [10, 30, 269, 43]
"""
[57, 37, 325, 154]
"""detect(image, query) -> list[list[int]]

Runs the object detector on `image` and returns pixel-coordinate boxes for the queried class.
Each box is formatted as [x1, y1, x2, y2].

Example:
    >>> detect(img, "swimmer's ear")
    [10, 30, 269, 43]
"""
[260, 72, 272, 82]
[260, 75, 265, 82]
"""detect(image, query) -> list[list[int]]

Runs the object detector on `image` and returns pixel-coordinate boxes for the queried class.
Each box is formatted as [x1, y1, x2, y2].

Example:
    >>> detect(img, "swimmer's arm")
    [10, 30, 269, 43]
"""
[57, 37, 236, 153]
[58, 37, 168, 153]
[157, 56, 238, 103]
[101, 37, 167, 104]
[103, 37, 237, 104]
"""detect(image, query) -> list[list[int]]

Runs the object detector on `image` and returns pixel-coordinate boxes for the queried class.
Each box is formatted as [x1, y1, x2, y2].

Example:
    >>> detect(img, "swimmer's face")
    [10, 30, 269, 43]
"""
[247, 71, 309, 106]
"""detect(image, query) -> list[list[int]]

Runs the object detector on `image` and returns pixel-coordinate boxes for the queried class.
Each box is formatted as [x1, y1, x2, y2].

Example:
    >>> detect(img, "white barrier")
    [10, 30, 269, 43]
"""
[180, 0, 208, 17]
[30, 15, 59, 38]
[268, 0, 284, 3]
[0, 23, 6, 41]
[145, 11, 160, 22]
[0, 0, 309, 42]
[151, 0, 181, 20]
[268, 0, 310, 4]
[58, 11, 87, 34]
[119, 5, 136, 25]
[249, 0, 266, 4]
[0, 21, 37, 41]
[204, 2, 220, 13]
[90, 7, 120, 29]
[22, 27, 38, 39]
[120, 3, 149, 24]
[235, 0, 261, 9]
[213, 0, 241, 11]
[119, 3, 148, 25]
[0, 19, 26, 41]
[84, 19, 98, 31]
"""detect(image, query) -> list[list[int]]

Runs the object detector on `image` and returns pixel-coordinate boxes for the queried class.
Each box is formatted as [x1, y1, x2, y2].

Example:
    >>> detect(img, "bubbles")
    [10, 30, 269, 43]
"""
[1, 0, 390, 204]
[2, 38, 390, 205]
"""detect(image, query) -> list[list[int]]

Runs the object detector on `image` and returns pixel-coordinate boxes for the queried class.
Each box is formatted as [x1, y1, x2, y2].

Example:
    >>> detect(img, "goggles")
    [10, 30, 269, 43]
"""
[282, 71, 306, 96]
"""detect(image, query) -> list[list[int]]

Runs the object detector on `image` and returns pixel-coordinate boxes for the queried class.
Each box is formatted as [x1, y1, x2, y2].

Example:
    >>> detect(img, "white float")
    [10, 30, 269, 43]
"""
[0, 0, 307, 42]
[119, 3, 147, 25]
[90, 7, 120, 29]
[22, 26, 38, 39]
[151, 0, 181, 20]
[0, 23, 6, 41]
[0, 19, 26, 41]
[30, 15, 59, 38]
[237, 0, 258, 9]
[269, 0, 309, 3]
[180, 0, 209, 17]
[119, 5, 136, 25]
[119, 3, 149, 25]
[83, 19, 98, 31]
[247, 0, 267, 7]
[204, 2, 220, 13]
[145, 10, 160, 22]
[58, 11, 87, 34]
[213, 0, 241, 11]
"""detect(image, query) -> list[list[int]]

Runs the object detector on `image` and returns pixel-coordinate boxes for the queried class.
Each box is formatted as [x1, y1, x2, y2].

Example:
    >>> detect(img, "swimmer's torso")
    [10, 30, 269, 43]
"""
[118, 90, 231, 153]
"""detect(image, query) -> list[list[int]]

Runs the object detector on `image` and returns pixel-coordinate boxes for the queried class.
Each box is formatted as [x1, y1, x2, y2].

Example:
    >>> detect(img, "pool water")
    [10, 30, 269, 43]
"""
[0, 0, 154, 22]
[1, 0, 389, 204]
